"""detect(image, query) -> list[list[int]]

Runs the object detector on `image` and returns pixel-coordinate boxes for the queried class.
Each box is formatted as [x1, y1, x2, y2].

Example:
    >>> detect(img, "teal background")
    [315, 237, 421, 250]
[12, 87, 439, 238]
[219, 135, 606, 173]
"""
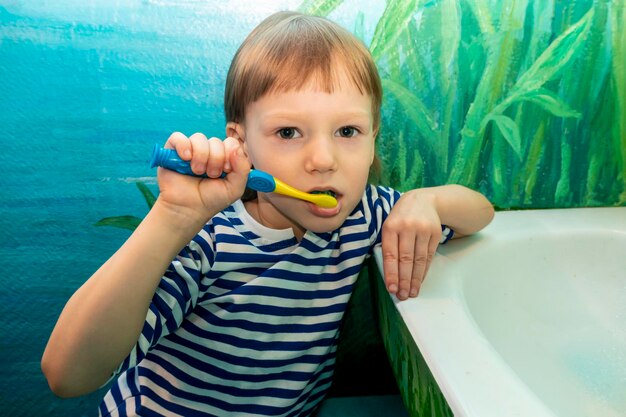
[1, 0, 624, 416]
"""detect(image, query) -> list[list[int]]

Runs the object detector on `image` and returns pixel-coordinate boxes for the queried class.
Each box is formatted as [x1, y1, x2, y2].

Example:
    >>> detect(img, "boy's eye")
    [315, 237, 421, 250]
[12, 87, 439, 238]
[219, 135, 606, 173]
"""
[336, 126, 358, 138]
[277, 127, 300, 139]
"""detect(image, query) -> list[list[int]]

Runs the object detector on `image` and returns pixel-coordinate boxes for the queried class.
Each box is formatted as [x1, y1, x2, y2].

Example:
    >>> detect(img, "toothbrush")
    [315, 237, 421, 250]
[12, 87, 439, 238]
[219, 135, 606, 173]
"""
[150, 145, 338, 209]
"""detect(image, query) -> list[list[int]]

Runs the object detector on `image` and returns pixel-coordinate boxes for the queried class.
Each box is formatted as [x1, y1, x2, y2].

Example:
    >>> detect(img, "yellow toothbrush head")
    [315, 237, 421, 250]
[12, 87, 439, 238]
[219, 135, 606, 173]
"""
[303, 192, 338, 208]
[272, 179, 338, 208]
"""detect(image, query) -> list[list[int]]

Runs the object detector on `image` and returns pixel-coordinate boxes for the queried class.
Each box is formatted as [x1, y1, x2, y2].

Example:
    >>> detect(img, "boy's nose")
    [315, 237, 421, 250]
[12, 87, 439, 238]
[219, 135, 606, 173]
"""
[304, 135, 337, 173]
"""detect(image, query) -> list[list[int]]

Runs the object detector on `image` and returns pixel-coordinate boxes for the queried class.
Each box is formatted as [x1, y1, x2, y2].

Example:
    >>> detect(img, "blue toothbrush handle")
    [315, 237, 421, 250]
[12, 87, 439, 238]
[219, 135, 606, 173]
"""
[245, 170, 276, 193]
[150, 145, 276, 193]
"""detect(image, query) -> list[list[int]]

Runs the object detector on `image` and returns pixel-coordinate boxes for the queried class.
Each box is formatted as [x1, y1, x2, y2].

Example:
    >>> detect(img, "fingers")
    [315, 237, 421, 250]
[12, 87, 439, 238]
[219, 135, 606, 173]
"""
[165, 132, 192, 159]
[381, 229, 400, 296]
[397, 233, 417, 299]
[422, 236, 440, 286]
[382, 222, 441, 301]
[164, 133, 236, 178]
[222, 136, 242, 174]
[189, 133, 212, 177]
[408, 233, 436, 298]
[205, 137, 226, 178]
[222, 137, 251, 191]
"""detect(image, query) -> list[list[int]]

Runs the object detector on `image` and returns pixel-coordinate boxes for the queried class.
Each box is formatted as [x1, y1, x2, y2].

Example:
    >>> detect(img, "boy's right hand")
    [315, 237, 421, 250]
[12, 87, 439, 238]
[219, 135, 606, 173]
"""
[156, 132, 251, 224]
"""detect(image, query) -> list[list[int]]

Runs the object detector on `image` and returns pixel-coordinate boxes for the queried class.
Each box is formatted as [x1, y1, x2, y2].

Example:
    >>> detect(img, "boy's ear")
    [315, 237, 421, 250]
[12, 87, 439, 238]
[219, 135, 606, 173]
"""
[226, 122, 253, 167]
[370, 130, 378, 165]
[226, 122, 249, 159]
[226, 122, 245, 144]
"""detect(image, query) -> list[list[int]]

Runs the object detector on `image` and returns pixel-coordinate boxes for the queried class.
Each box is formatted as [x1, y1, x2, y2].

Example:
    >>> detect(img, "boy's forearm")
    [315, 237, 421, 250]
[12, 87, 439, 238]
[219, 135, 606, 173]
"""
[411, 184, 494, 236]
[42, 200, 213, 397]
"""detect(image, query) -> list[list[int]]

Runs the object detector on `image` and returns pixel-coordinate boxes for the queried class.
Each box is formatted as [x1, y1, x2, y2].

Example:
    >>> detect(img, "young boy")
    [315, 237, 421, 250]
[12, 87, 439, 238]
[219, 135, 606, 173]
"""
[42, 11, 493, 416]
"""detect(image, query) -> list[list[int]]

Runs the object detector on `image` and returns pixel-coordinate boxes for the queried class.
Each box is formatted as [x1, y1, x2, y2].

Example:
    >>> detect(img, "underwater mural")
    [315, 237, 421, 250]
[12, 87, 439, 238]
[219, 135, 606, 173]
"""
[324, 0, 625, 209]
[0, 0, 624, 415]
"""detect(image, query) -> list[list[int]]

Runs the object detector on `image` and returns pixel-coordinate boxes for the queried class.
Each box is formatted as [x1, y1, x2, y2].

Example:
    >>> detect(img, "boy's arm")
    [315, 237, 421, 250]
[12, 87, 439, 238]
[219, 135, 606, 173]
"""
[41, 134, 250, 397]
[41, 200, 211, 397]
[381, 184, 494, 300]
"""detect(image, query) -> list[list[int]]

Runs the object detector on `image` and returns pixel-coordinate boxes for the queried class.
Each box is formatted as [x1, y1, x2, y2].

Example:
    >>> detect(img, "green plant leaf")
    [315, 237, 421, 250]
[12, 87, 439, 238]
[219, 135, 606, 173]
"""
[518, 89, 581, 118]
[465, 0, 495, 35]
[94, 215, 142, 231]
[297, 0, 344, 16]
[382, 78, 437, 144]
[136, 182, 157, 209]
[369, 0, 419, 60]
[610, 0, 626, 203]
[353, 11, 365, 42]
[486, 114, 522, 159]
[512, 8, 594, 96]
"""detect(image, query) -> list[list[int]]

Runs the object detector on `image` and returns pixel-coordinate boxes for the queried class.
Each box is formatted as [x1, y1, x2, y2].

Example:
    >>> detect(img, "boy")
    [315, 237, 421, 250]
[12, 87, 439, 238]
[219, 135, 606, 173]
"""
[42, 11, 493, 416]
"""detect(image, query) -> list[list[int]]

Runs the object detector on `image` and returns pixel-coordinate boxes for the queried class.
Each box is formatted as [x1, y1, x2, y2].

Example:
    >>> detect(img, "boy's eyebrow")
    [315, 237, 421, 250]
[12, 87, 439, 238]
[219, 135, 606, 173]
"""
[262, 110, 372, 121]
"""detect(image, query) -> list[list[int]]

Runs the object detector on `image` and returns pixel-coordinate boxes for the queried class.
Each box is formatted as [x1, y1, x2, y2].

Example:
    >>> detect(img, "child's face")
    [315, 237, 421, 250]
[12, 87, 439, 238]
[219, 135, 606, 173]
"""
[233, 72, 376, 239]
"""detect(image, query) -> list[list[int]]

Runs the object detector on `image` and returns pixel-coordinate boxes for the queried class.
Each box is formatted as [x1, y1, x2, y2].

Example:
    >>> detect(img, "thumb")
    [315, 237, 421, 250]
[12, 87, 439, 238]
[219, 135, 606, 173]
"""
[226, 146, 252, 191]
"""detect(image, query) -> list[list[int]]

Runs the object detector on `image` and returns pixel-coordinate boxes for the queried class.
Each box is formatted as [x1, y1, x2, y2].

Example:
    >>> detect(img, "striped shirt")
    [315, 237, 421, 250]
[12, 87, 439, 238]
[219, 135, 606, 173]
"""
[99, 185, 452, 417]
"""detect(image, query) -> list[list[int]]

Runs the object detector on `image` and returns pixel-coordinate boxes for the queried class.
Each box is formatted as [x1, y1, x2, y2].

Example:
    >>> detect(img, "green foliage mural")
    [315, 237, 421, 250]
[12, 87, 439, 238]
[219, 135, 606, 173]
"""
[302, 0, 626, 209]
[95, 182, 156, 230]
[370, 262, 453, 417]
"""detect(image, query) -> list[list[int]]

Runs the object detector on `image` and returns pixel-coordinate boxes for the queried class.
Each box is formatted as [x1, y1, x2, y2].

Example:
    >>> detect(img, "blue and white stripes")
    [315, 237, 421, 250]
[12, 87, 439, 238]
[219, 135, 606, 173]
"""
[440, 224, 454, 244]
[99, 185, 450, 417]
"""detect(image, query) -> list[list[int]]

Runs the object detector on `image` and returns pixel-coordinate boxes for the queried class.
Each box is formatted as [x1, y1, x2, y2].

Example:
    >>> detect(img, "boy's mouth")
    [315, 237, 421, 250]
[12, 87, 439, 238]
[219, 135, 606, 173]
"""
[310, 190, 337, 199]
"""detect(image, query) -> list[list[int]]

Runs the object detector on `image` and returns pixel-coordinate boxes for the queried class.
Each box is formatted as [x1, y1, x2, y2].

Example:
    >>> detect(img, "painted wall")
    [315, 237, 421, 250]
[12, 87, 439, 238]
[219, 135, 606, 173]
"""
[368, 0, 625, 208]
[0, 0, 624, 416]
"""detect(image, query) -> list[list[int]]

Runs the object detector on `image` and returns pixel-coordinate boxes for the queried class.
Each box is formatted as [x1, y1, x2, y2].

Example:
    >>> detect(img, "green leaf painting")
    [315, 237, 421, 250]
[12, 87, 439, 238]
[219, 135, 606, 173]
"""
[94, 215, 143, 231]
[485, 114, 523, 159]
[301, 0, 625, 209]
[370, 261, 453, 417]
[95, 182, 156, 230]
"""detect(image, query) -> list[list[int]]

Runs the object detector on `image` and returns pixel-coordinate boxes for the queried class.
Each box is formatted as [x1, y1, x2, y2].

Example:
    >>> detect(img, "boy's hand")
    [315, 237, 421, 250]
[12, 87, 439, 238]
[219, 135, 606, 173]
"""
[156, 132, 251, 224]
[381, 190, 442, 300]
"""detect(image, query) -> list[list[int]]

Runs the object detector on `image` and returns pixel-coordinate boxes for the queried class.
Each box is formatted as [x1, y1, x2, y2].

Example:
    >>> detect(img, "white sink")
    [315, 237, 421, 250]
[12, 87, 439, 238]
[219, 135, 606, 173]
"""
[374, 207, 626, 417]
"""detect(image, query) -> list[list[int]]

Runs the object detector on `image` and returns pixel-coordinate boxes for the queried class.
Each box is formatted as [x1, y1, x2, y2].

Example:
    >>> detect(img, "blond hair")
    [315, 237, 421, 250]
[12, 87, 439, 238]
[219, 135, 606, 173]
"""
[224, 11, 382, 135]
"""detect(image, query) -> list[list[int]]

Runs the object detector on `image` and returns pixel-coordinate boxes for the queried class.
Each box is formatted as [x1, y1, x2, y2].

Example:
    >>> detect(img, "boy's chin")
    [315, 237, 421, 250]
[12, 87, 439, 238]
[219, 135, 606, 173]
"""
[305, 216, 348, 235]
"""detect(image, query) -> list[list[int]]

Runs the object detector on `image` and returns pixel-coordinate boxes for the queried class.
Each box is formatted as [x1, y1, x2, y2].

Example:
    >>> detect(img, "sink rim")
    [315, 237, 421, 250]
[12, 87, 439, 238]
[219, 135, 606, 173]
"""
[374, 206, 626, 417]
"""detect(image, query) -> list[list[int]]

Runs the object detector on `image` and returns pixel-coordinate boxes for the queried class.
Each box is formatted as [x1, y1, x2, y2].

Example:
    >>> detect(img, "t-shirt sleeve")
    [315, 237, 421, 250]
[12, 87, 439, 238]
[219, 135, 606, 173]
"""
[440, 225, 454, 243]
[363, 185, 402, 248]
[106, 227, 216, 382]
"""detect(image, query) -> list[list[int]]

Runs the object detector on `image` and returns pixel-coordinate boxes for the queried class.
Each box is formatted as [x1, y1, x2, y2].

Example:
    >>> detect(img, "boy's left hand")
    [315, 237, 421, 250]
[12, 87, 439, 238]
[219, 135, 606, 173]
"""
[381, 190, 442, 300]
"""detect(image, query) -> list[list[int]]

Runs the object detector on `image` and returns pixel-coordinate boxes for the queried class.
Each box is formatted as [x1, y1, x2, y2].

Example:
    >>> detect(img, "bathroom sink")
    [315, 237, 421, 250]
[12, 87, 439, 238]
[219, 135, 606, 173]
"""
[374, 207, 626, 417]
